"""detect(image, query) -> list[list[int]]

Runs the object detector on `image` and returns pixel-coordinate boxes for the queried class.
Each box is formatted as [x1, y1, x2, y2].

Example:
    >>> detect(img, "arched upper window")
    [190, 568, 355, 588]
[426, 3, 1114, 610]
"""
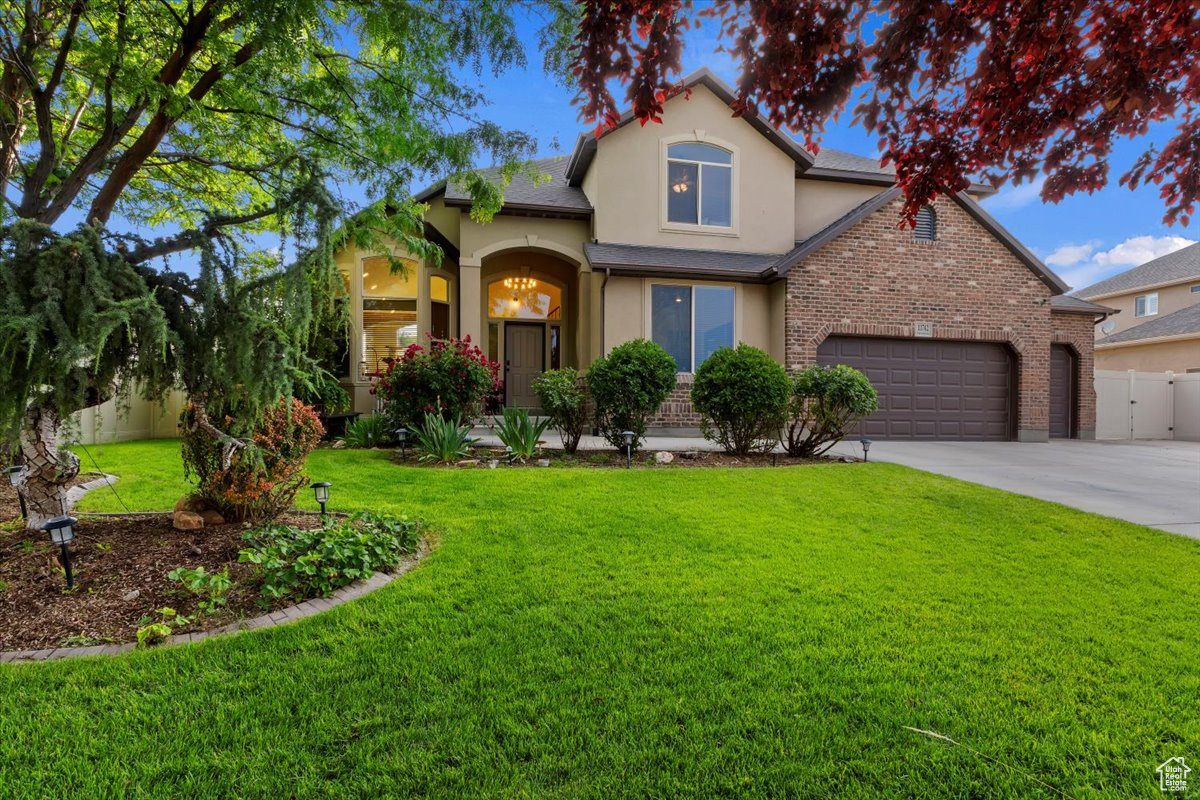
[666, 142, 733, 227]
[914, 205, 937, 241]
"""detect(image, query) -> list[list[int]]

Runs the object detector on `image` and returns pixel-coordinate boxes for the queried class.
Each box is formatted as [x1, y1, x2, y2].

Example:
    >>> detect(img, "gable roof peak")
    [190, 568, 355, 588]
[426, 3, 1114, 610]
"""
[565, 68, 815, 186]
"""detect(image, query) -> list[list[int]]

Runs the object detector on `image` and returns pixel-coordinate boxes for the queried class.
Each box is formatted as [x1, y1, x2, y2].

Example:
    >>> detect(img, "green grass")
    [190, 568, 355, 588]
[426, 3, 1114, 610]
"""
[1, 440, 1197, 798]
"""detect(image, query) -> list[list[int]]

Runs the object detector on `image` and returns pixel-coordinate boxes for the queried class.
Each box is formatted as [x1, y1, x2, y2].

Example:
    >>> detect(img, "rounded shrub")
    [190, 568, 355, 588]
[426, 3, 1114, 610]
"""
[532, 367, 588, 453]
[782, 364, 879, 457]
[586, 339, 677, 450]
[374, 334, 501, 430]
[690, 344, 790, 455]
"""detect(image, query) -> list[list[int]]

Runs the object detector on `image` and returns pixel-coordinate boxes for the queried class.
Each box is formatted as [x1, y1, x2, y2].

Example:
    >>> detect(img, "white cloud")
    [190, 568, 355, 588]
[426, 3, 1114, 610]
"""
[985, 177, 1046, 211]
[1044, 240, 1100, 268]
[1042, 234, 1197, 291]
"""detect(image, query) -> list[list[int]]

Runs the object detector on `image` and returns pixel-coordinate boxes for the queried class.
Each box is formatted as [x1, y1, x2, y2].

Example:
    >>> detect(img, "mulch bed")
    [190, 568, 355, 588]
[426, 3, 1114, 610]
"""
[390, 448, 847, 469]
[0, 498, 319, 650]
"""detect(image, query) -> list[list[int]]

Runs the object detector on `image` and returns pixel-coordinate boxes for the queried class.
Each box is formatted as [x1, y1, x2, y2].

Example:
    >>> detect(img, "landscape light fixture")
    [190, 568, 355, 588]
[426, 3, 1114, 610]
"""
[860, 438, 872, 462]
[505, 445, 514, 465]
[43, 515, 77, 590]
[3, 465, 27, 521]
[620, 431, 635, 468]
[310, 481, 331, 515]
[394, 427, 408, 460]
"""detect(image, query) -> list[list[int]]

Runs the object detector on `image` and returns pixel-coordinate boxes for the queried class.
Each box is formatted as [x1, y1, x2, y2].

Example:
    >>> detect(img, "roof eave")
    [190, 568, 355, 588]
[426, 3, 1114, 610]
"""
[1096, 331, 1200, 349]
[1077, 275, 1200, 302]
[441, 197, 592, 220]
[597, 263, 773, 283]
[801, 167, 997, 196]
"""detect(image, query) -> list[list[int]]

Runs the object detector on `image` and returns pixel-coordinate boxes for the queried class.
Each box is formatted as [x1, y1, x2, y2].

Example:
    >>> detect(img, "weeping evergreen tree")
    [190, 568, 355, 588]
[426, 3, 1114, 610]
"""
[0, 0, 573, 529]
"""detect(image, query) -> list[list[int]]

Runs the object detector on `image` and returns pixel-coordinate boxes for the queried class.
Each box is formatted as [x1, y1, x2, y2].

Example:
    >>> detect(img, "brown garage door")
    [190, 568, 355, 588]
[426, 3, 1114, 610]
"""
[817, 336, 1014, 440]
[1049, 344, 1076, 439]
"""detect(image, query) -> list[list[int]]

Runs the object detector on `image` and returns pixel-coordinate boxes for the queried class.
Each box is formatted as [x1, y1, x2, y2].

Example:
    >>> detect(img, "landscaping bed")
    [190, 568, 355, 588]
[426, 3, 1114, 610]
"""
[0, 505, 322, 650]
[387, 446, 845, 469]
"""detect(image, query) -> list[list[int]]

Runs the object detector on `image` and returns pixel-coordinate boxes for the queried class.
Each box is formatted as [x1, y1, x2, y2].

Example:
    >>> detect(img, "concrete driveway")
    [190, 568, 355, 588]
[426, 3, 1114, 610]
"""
[829, 439, 1200, 538]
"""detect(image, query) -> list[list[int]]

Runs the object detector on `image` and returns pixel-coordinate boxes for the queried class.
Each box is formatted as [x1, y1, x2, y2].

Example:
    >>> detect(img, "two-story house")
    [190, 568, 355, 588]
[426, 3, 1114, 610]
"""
[1075, 243, 1200, 373]
[335, 69, 1111, 441]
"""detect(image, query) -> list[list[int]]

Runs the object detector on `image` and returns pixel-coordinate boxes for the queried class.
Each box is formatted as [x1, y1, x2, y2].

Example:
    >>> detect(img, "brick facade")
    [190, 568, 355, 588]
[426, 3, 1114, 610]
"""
[642, 196, 1099, 440]
[648, 374, 702, 429]
[783, 195, 1064, 441]
[1049, 312, 1099, 438]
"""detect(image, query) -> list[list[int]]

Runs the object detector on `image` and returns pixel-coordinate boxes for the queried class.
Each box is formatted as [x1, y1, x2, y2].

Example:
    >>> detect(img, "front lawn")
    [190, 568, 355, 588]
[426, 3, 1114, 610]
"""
[2, 440, 1197, 798]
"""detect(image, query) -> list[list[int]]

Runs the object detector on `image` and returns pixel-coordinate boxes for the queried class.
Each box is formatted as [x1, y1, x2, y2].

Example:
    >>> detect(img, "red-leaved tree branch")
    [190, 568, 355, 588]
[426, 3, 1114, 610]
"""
[572, 0, 1200, 226]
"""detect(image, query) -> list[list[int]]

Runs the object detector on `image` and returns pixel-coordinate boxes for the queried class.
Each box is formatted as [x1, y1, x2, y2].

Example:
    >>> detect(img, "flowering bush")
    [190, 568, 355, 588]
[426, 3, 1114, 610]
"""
[181, 397, 325, 522]
[375, 334, 501, 430]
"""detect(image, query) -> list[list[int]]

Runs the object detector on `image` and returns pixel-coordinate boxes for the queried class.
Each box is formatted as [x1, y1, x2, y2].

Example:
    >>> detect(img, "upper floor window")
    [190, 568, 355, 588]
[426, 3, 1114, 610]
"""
[914, 205, 937, 241]
[1190, 285, 1200, 293]
[1135, 292, 1158, 317]
[666, 143, 732, 228]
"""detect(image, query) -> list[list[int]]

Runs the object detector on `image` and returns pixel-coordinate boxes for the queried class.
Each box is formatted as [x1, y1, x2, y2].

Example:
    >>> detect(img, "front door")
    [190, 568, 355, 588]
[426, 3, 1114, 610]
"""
[504, 323, 544, 409]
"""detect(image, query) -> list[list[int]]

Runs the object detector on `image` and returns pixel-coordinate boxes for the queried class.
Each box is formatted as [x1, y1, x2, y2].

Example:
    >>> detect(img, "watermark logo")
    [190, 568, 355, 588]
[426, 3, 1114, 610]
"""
[1158, 757, 1190, 792]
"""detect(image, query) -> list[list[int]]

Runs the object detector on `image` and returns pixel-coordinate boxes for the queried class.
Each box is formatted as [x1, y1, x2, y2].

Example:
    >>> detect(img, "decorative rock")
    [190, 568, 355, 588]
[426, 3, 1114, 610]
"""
[678, 450, 701, 460]
[173, 497, 192, 512]
[199, 509, 225, 526]
[537, 458, 550, 467]
[486, 460, 498, 469]
[172, 510, 204, 531]
[122, 589, 140, 602]
[457, 459, 480, 467]
[331, 440, 346, 449]
[654, 451, 675, 464]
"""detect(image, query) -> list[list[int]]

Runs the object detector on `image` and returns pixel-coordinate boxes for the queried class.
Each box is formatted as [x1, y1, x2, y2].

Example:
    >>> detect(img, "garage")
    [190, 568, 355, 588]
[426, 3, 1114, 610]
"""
[816, 336, 1015, 440]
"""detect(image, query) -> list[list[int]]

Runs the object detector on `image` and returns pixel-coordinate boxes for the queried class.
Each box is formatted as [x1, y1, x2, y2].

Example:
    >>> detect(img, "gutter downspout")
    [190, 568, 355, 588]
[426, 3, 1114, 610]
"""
[600, 266, 610, 356]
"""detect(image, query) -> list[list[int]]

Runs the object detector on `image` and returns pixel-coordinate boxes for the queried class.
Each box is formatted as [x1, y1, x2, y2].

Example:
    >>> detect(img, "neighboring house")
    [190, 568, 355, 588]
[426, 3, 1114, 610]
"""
[1076, 243, 1200, 373]
[336, 69, 1112, 441]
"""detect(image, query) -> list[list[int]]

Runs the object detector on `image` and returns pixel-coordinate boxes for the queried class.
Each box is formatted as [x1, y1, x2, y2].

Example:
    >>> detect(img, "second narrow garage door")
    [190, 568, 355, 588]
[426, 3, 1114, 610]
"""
[816, 336, 1014, 440]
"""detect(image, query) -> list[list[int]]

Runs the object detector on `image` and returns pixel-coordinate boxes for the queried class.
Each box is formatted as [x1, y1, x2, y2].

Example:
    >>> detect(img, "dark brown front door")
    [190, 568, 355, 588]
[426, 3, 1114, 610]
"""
[504, 323, 544, 409]
[817, 336, 1014, 440]
[1049, 344, 1076, 439]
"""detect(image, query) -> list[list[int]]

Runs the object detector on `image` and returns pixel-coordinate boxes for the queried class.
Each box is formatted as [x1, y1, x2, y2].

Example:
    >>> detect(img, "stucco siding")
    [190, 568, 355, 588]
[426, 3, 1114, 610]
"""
[1091, 281, 1199, 338]
[794, 180, 884, 241]
[1095, 339, 1200, 372]
[589, 86, 796, 254]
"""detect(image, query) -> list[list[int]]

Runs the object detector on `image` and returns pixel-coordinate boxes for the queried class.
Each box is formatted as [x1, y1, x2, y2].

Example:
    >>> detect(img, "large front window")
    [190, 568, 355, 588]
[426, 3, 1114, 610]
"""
[666, 142, 733, 227]
[651, 284, 735, 372]
[361, 256, 417, 375]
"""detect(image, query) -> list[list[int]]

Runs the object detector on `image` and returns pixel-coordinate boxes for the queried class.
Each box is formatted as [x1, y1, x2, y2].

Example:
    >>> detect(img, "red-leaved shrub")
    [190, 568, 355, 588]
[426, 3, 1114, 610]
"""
[181, 397, 324, 522]
[374, 334, 502, 430]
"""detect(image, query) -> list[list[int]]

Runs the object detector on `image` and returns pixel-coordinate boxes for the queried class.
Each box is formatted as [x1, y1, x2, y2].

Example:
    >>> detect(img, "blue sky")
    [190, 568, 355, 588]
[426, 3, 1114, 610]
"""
[456, 11, 1197, 293]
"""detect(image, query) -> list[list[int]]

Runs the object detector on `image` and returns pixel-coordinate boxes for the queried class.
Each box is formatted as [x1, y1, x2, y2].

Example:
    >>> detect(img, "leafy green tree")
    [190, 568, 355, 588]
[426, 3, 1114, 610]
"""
[0, 0, 571, 528]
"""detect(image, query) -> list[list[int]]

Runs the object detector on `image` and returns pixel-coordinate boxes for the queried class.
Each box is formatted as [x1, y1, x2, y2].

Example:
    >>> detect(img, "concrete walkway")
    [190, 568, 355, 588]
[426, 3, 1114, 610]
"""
[828, 439, 1200, 538]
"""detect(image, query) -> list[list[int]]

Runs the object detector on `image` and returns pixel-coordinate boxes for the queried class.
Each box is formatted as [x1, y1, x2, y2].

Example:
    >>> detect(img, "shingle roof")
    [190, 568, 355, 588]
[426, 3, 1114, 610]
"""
[583, 241, 781, 281]
[1075, 242, 1200, 299]
[1049, 294, 1117, 315]
[417, 156, 592, 217]
[810, 148, 894, 176]
[1097, 301, 1200, 345]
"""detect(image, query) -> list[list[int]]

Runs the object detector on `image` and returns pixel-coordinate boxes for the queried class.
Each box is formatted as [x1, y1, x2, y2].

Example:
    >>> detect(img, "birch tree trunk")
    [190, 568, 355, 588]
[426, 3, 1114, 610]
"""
[15, 400, 80, 530]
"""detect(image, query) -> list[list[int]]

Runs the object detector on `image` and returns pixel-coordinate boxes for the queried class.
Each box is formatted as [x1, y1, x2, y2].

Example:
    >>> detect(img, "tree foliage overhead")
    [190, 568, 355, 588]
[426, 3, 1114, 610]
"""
[572, 1, 1200, 225]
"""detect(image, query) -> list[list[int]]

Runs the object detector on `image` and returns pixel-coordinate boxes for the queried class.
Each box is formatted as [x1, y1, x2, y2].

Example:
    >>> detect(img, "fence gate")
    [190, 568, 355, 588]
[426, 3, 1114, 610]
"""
[1095, 370, 1199, 441]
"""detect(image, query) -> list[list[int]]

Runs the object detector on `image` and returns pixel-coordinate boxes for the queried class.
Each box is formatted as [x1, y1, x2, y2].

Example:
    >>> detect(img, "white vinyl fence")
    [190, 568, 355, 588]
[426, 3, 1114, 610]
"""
[71, 390, 187, 445]
[1095, 370, 1200, 442]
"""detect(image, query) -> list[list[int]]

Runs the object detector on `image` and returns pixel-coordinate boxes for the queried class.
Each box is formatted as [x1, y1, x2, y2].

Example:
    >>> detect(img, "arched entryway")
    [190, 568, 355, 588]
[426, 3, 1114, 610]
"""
[480, 250, 580, 409]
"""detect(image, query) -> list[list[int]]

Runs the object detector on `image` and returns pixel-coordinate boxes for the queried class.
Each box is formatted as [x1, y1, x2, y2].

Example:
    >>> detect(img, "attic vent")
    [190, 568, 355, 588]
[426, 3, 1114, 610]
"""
[914, 205, 937, 241]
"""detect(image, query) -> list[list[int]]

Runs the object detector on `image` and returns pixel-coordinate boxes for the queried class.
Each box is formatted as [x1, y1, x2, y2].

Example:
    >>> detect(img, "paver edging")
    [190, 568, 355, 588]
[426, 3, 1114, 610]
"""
[1, 540, 429, 663]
